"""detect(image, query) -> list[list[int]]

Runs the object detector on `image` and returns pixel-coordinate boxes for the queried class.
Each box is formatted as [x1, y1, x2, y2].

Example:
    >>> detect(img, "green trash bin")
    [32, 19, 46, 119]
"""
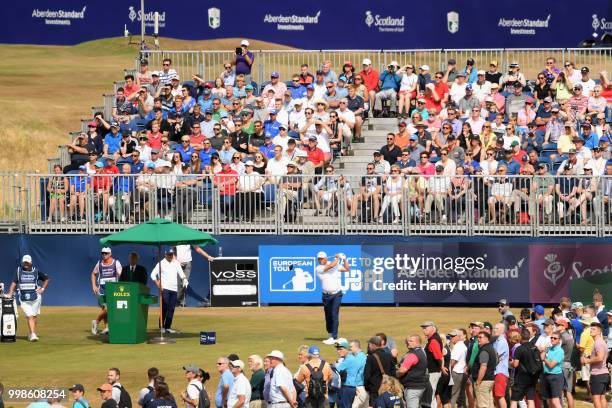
[102, 282, 158, 344]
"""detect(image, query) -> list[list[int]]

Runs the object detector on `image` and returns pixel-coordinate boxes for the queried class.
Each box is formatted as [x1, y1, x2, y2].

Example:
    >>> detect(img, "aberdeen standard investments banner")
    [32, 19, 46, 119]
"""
[2, 0, 610, 48]
[258, 243, 611, 305]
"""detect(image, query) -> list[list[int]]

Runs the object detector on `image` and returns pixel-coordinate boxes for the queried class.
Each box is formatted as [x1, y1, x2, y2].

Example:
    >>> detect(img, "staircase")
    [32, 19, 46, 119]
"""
[335, 117, 399, 174]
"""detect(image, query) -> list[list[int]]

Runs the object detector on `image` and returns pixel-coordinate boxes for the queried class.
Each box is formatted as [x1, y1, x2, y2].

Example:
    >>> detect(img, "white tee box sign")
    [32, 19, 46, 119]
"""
[200, 331, 216, 345]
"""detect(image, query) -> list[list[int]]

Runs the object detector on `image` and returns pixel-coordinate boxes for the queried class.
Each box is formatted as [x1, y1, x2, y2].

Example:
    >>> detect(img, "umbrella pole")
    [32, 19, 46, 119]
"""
[148, 244, 175, 344]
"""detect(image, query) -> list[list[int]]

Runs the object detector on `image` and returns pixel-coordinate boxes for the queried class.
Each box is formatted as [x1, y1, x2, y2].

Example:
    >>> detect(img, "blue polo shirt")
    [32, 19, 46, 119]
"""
[199, 147, 217, 166]
[130, 160, 145, 174]
[543, 345, 564, 374]
[289, 85, 307, 99]
[259, 143, 276, 159]
[198, 96, 213, 112]
[379, 71, 401, 91]
[580, 133, 599, 150]
[499, 159, 521, 175]
[215, 369, 234, 408]
[336, 352, 365, 387]
[264, 120, 281, 138]
[104, 133, 122, 154]
[72, 398, 90, 408]
[70, 175, 88, 192]
[176, 144, 195, 163]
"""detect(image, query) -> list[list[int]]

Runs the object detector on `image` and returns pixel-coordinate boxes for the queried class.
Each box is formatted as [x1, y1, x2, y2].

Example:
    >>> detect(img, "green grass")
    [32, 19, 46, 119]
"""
[0, 306, 596, 407]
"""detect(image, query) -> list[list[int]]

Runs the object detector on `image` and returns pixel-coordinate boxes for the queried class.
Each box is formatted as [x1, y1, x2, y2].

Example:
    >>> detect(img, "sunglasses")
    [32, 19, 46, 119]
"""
[435, 76, 442, 79]
[441, 153, 448, 156]
[420, 155, 428, 159]
[550, 337, 560, 340]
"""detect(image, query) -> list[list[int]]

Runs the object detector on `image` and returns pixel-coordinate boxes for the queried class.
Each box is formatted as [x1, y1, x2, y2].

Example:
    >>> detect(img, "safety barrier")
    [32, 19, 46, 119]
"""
[139, 48, 612, 88]
[2, 173, 608, 237]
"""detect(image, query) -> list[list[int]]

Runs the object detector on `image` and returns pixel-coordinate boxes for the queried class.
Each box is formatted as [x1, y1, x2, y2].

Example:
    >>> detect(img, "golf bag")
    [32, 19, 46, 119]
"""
[0, 295, 17, 342]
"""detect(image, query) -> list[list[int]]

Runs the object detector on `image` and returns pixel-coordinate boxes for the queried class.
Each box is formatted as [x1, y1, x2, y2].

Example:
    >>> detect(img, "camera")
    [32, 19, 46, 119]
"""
[235, 47, 243, 55]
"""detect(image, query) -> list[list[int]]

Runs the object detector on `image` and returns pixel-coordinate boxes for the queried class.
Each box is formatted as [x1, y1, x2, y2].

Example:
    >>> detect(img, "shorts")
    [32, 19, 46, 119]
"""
[50, 193, 66, 199]
[562, 363, 573, 390]
[97, 295, 107, 308]
[541, 373, 564, 399]
[399, 90, 417, 99]
[510, 382, 536, 402]
[493, 373, 508, 397]
[20, 297, 42, 317]
[580, 363, 591, 381]
[590, 373, 610, 395]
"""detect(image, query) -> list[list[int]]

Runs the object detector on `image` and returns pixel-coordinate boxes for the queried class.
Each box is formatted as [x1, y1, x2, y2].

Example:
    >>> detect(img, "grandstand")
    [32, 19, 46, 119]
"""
[1, 47, 611, 237]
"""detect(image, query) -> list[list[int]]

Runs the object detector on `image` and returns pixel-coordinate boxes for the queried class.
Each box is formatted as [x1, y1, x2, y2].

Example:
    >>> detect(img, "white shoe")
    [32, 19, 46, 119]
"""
[29, 333, 39, 342]
[101, 328, 109, 335]
[165, 328, 179, 334]
[322, 337, 336, 345]
[91, 320, 98, 335]
[160, 328, 167, 334]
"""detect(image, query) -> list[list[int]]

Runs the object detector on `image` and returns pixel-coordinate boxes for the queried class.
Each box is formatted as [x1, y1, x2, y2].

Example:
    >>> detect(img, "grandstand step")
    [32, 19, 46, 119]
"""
[351, 142, 387, 150]
[336, 156, 375, 163]
[339, 163, 371, 172]
[367, 118, 400, 125]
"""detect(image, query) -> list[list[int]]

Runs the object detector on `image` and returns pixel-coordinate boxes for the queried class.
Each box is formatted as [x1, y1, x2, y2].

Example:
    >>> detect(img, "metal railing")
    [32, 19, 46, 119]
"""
[139, 48, 612, 87]
[3, 173, 608, 236]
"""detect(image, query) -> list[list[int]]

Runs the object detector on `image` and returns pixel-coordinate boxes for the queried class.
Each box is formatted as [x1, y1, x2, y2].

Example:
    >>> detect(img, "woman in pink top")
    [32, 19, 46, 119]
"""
[417, 152, 435, 177]
[516, 98, 536, 136]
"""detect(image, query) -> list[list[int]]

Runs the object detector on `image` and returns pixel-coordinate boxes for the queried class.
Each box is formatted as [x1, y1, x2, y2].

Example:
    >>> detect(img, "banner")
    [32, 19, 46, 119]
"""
[210, 257, 259, 307]
[259, 242, 612, 304]
[1, 0, 610, 48]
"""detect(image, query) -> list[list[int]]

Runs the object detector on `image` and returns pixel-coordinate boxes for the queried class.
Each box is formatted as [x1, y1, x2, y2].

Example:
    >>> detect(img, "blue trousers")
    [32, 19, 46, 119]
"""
[339, 386, 356, 408]
[322, 292, 342, 338]
[161, 289, 177, 329]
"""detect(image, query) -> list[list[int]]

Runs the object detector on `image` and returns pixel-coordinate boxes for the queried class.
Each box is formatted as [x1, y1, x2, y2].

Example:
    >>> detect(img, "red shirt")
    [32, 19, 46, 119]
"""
[103, 166, 119, 175]
[359, 68, 380, 93]
[214, 169, 238, 195]
[190, 133, 206, 146]
[424, 93, 442, 113]
[601, 86, 612, 103]
[147, 132, 163, 149]
[304, 147, 325, 166]
[427, 336, 443, 360]
[434, 82, 449, 102]
[400, 352, 419, 370]
[417, 162, 435, 177]
[124, 83, 140, 98]
[512, 149, 527, 163]
[92, 173, 110, 192]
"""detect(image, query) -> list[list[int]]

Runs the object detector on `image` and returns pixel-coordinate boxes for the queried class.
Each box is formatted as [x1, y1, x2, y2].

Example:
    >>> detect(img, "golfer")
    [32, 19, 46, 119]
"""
[90, 247, 122, 335]
[315, 251, 349, 345]
[7, 254, 49, 342]
[151, 248, 188, 333]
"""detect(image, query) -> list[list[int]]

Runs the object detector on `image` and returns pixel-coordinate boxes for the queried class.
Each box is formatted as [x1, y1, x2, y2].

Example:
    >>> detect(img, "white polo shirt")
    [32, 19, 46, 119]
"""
[315, 259, 346, 294]
[450, 341, 467, 374]
[176, 245, 192, 263]
[227, 373, 251, 408]
[150, 258, 186, 292]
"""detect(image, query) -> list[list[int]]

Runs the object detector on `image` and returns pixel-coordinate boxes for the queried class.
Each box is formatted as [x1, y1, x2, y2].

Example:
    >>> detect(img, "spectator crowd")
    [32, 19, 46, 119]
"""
[20, 292, 611, 408]
[53, 43, 612, 227]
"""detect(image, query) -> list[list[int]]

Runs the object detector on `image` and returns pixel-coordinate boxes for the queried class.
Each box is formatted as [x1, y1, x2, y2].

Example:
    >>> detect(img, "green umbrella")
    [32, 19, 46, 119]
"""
[99, 218, 218, 247]
[99, 218, 218, 343]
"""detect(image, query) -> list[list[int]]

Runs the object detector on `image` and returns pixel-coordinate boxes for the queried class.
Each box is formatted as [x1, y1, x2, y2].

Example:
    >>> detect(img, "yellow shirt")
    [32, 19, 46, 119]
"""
[579, 329, 594, 355]
[556, 133, 575, 154]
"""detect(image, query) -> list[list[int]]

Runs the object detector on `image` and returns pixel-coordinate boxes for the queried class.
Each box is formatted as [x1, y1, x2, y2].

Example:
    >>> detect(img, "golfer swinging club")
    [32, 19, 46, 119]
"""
[315, 251, 349, 345]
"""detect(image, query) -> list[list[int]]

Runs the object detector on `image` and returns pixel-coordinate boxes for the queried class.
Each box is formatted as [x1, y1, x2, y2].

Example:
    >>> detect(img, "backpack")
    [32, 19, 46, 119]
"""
[113, 384, 133, 408]
[192, 384, 210, 408]
[306, 360, 328, 400]
[521, 342, 543, 377]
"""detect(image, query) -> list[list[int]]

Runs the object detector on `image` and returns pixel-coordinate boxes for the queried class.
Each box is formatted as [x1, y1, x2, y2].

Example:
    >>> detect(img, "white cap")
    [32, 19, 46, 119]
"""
[241, 39, 250, 47]
[420, 65, 430, 71]
[389, 60, 399, 67]
[362, 58, 372, 65]
[316, 251, 328, 259]
[22, 255, 32, 263]
[230, 360, 245, 369]
[101, 247, 112, 254]
[477, 70, 486, 75]
[267, 350, 284, 360]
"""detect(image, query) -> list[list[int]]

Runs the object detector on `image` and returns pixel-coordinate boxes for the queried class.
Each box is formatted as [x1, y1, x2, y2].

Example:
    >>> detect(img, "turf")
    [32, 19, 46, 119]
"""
[0, 306, 594, 407]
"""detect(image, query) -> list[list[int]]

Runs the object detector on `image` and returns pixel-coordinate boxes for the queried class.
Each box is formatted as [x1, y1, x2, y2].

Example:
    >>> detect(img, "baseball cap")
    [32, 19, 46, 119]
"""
[469, 321, 484, 327]
[534, 305, 545, 315]
[286, 161, 299, 168]
[270, 71, 280, 78]
[22, 255, 32, 263]
[316, 251, 327, 259]
[183, 364, 199, 374]
[410, 134, 418, 141]
[146, 162, 156, 169]
[581, 122, 592, 129]
[95, 161, 104, 168]
[483, 322, 493, 331]
[435, 164, 444, 172]
[151, 71, 160, 77]
[466, 58, 475, 65]
[510, 140, 519, 147]
[498, 298, 509, 306]
[97, 384, 113, 392]
[203, 89, 211, 95]
[269, 109, 278, 115]
[245, 84, 254, 91]
[580, 66, 589, 73]
[420, 321, 435, 328]
[110, 121, 119, 128]
[465, 84, 473, 91]
[388, 60, 399, 68]
[573, 83, 583, 90]
[456, 72, 466, 77]
[296, 150, 308, 158]
[69, 384, 85, 393]
[308, 346, 321, 356]
[230, 360, 245, 369]
[448, 58, 456, 65]
[267, 350, 284, 360]
[477, 70, 486, 75]
[362, 58, 372, 65]
[244, 159, 254, 166]
[448, 329, 461, 337]
[88, 120, 97, 127]
[509, 61, 519, 68]
[555, 319, 569, 329]
[490, 83, 499, 89]
[490, 60, 498, 67]
[151, 148, 160, 154]
[335, 338, 350, 349]
[420, 65, 430, 71]
[308, 135, 318, 141]
[279, 124, 287, 130]
[240, 39, 250, 47]
[78, 165, 87, 171]
[165, 248, 175, 254]
[543, 96, 553, 103]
